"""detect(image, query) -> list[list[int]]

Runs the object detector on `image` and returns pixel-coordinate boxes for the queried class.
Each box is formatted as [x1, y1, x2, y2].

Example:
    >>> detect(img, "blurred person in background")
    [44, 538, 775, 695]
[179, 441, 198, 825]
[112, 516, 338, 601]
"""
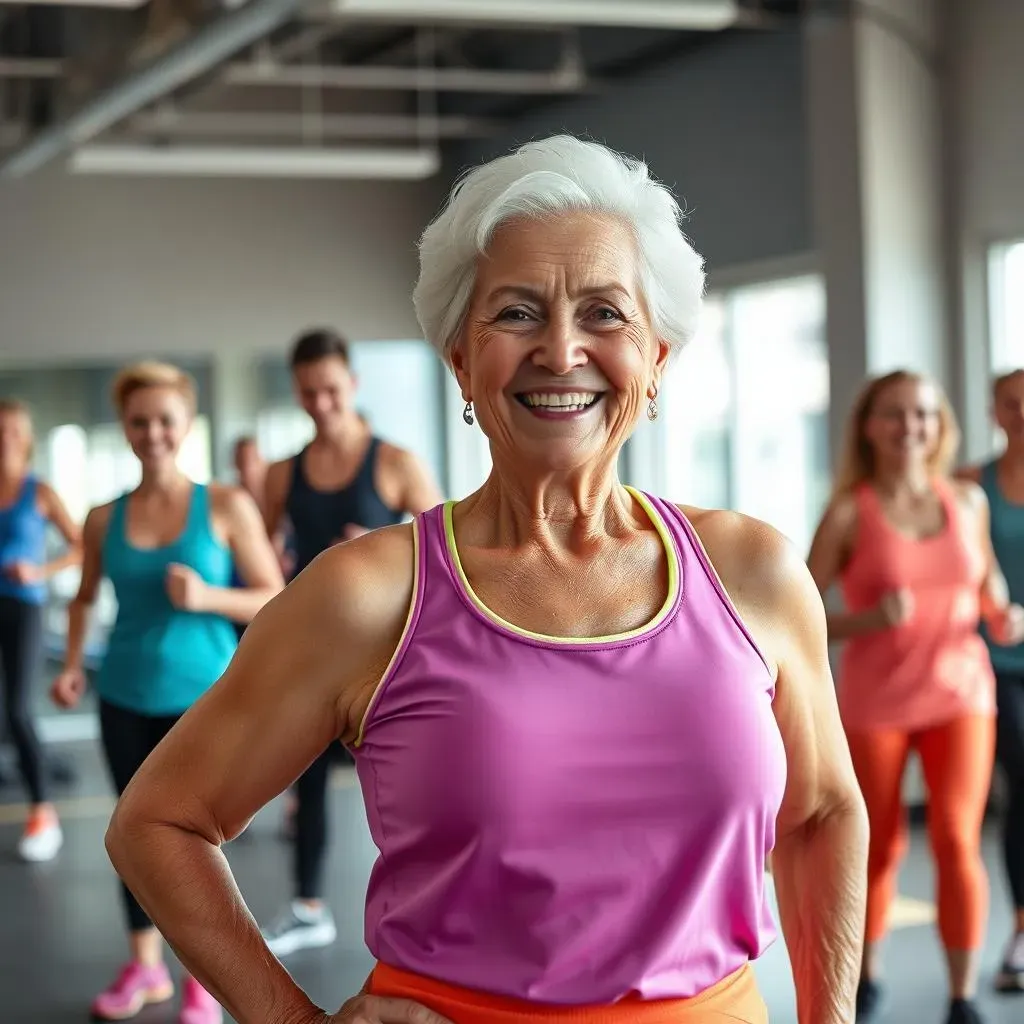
[50, 362, 284, 1024]
[809, 370, 1024, 1024]
[103, 136, 866, 1024]
[957, 368, 1024, 993]
[232, 435, 267, 517]
[257, 327, 442, 958]
[0, 398, 82, 862]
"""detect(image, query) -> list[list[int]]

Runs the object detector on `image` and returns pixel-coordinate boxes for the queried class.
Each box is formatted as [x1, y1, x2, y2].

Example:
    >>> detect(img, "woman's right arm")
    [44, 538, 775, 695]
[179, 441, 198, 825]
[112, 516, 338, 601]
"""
[53, 504, 111, 708]
[104, 525, 451, 1024]
[807, 496, 900, 641]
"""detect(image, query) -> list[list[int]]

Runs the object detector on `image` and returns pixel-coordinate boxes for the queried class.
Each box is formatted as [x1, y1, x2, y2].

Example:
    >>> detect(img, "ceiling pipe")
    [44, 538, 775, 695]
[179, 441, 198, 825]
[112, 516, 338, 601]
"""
[0, 0, 312, 178]
[222, 60, 584, 94]
[128, 108, 496, 139]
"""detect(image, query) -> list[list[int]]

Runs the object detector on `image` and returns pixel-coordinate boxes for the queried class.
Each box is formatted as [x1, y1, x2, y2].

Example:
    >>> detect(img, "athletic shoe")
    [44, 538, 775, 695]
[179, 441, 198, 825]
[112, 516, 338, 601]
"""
[995, 930, 1024, 993]
[91, 962, 174, 1020]
[261, 901, 337, 957]
[17, 808, 63, 862]
[178, 977, 223, 1024]
[855, 977, 884, 1021]
[945, 998, 985, 1023]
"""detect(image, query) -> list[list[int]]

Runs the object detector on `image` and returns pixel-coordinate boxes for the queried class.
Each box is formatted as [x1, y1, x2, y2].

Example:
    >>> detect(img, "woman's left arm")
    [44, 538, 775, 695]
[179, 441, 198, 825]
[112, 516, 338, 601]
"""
[37, 482, 83, 578]
[767, 534, 870, 1024]
[167, 487, 284, 623]
[955, 480, 1024, 642]
[701, 510, 868, 1024]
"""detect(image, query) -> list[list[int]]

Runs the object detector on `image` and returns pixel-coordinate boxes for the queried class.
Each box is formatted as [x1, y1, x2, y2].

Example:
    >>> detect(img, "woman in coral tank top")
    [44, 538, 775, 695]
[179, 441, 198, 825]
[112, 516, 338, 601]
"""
[809, 370, 1024, 1024]
[101, 137, 868, 1024]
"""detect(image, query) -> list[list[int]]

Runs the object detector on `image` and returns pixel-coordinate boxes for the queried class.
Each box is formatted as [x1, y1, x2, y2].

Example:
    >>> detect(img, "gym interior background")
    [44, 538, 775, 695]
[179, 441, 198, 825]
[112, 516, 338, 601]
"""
[1, 0, 1023, 1021]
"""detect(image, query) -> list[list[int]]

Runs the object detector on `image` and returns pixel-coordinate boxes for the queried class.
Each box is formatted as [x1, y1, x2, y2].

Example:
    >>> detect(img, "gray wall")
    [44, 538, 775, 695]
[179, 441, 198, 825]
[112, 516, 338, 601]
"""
[0, 172, 441, 365]
[449, 27, 812, 273]
[949, 0, 1024, 456]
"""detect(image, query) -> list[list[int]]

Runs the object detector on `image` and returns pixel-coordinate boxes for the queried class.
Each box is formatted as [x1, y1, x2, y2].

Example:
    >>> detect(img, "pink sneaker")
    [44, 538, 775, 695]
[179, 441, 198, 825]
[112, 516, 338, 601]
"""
[179, 977, 223, 1024]
[91, 962, 174, 1020]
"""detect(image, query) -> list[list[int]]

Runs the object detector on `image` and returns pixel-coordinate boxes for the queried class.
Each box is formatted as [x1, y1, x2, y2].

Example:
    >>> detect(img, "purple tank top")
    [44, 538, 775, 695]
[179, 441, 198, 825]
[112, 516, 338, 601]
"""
[353, 489, 786, 1004]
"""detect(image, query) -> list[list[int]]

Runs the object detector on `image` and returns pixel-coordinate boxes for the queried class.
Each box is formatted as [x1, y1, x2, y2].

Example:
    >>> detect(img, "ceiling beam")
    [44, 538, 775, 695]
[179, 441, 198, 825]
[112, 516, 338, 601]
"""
[222, 60, 585, 93]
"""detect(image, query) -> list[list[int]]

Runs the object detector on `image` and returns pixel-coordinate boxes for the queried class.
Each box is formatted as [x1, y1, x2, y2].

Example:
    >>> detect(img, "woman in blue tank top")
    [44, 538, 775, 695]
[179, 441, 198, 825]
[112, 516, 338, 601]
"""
[0, 399, 82, 863]
[49, 363, 284, 1024]
[959, 368, 1024, 994]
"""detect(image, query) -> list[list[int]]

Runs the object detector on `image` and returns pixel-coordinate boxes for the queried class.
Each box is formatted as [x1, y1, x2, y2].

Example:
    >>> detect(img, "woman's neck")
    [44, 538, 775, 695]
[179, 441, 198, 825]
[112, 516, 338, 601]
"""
[999, 441, 1024, 474]
[0, 464, 27, 490]
[137, 463, 189, 496]
[871, 463, 932, 498]
[467, 458, 637, 550]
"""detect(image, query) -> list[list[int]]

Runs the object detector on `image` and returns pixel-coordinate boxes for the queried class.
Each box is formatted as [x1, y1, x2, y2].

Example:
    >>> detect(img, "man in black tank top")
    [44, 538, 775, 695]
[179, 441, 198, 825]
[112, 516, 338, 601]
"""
[259, 328, 443, 958]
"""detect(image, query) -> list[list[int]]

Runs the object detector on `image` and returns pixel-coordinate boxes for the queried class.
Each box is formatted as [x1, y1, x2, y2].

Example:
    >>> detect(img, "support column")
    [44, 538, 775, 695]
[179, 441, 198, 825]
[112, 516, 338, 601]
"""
[806, 0, 951, 463]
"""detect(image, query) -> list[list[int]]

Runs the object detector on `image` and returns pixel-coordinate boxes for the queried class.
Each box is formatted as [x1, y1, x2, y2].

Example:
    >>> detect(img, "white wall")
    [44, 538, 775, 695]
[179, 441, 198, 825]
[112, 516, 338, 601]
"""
[949, 0, 1024, 457]
[0, 171, 440, 365]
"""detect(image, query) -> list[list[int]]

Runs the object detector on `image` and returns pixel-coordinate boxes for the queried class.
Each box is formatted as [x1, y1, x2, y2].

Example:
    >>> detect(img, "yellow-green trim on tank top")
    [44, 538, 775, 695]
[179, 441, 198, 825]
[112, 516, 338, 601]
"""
[443, 486, 680, 645]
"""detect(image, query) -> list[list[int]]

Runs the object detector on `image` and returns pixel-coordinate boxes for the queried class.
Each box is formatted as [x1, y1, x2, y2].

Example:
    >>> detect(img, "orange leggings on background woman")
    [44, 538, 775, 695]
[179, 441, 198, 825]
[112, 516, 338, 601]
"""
[847, 716, 996, 949]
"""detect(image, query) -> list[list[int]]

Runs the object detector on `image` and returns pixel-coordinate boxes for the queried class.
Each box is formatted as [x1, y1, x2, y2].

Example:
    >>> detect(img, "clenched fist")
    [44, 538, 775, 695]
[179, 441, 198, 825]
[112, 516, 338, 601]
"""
[51, 667, 87, 710]
[165, 563, 208, 612]
[875, 588, 915, 628]
[988, 603, 1024, 646]
[4, 561, 43, 586]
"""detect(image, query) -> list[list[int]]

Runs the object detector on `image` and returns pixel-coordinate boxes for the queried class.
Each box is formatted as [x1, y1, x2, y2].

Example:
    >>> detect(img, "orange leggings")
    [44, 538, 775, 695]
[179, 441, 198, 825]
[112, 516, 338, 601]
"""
[846, 715, 995, 949]
[369, 961, 768, 1024]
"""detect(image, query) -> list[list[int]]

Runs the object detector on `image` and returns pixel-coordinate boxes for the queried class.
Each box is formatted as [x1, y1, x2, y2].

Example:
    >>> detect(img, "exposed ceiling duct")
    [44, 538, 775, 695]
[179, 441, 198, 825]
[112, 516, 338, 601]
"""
[0, 0, 312, 177]
[326, 0, 742, 31]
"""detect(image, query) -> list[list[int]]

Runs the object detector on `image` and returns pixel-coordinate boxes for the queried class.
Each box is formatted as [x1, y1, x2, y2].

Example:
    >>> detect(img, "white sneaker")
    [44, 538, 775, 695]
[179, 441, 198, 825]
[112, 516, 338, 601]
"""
[17, 815, 63, 862]
[261, 901, 337, 957]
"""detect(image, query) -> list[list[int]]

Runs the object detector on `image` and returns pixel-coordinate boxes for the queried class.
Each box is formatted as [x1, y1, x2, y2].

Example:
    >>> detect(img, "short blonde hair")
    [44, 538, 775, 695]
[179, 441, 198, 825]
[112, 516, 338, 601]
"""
[832, 370, 960, 498]
[0, 398, 33, 455]
[111, 361, 196, 417]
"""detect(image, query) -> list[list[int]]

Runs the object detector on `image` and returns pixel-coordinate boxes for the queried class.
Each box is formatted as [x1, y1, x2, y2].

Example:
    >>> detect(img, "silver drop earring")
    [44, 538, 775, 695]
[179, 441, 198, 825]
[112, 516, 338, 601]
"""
[463, 401, 474, 426]
[647, 385, 659, 421]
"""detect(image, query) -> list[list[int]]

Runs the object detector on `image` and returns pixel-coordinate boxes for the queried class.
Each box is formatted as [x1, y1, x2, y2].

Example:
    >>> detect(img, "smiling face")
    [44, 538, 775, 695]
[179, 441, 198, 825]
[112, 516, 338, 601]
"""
[452, 212, 669, 474]
[122, 385, 193, 471]
[292, 355, 356, 438]
[0, 406, 32, 475]
[862, 375, 942, 473]
[994, 372, 1024, 445]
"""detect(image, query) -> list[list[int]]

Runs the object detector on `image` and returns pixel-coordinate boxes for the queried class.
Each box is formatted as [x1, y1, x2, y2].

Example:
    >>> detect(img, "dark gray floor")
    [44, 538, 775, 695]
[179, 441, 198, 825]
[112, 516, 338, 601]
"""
[1, 743, 1022, 1024]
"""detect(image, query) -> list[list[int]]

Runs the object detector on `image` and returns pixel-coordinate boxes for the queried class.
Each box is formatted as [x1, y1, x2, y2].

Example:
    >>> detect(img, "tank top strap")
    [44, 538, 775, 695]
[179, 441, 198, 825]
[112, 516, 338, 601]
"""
[646, 495, 772, 676]
[183, 482, 210, 541]
[18, 475, 38, 510]
[980, 459, 1000, 503]
[355, 436, 382, 488]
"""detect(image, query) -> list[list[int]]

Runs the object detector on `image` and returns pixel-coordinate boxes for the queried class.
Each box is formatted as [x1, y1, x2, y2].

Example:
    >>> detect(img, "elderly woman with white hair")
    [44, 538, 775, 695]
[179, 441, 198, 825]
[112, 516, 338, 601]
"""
[104, 136, 869, 1024]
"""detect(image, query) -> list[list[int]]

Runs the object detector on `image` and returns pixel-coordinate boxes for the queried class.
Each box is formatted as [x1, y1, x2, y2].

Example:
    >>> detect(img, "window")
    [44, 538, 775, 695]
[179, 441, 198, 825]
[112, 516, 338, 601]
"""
[989, 240, 1024, 373]
[644, 273, 828, 554]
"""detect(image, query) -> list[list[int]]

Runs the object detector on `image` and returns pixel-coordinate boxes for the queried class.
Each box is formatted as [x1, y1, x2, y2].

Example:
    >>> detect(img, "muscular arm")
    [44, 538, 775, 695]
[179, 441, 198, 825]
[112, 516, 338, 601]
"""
[955, 480, 1011, 622]
[807, 496, 885, 640]
[197, 487, 284, 623]
[37, 482, 83, 578]
[396, 448, 444, 514]
[262, 459, 291, 540]
[697, 512, 868, 1024]
[105, 527, 416, 1024]
[64, 505, 110, 671]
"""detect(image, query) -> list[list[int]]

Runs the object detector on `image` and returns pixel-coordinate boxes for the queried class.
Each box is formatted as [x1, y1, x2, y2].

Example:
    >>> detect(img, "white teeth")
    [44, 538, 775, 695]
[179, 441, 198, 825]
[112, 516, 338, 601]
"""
[521, 392, 598, 409]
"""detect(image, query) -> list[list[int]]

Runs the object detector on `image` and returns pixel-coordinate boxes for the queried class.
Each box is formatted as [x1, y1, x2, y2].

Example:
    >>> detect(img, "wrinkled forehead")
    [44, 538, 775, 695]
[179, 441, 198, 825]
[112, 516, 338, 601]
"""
[475, 212, 642, 296]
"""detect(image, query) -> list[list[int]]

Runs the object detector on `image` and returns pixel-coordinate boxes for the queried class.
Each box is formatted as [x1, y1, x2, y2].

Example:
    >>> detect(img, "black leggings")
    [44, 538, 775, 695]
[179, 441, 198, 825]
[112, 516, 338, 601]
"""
[997, 673, 1024, 911]
[0, 596, 47, 805]
[99, 700, 181, 932]
[294, 743, 352, 900]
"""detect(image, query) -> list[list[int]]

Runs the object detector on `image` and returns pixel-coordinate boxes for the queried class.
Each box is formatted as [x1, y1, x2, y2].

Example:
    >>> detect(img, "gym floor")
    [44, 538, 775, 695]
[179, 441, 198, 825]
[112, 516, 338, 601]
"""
[1, 743, 1021, 1024]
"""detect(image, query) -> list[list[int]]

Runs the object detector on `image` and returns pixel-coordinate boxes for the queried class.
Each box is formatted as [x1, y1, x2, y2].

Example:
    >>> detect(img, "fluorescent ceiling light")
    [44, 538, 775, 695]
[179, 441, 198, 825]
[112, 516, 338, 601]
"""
[331, 0, 739, 30]
[68, 144, 440, 179]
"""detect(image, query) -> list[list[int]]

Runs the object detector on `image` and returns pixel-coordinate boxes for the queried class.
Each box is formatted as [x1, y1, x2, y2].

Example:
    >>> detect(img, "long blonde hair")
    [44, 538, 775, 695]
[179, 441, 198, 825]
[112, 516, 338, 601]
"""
[832, 370, 960, 498]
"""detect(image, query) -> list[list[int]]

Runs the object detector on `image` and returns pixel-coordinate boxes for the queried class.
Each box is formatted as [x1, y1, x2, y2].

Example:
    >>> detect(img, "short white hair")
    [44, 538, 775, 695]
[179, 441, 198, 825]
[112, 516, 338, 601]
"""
[414, 135, 706, 363]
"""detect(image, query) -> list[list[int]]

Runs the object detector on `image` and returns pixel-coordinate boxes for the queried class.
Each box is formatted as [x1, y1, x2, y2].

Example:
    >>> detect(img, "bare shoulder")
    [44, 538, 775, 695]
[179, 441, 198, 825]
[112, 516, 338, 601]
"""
[378, 440, 420, 474]
[264, 457, 293, 490]
[677, 505, 826, 671]
[294, 520, 417, 626]
[949, 476, 987, 517]
[83, 501, 115, 544]
[207, 482, 258, 517]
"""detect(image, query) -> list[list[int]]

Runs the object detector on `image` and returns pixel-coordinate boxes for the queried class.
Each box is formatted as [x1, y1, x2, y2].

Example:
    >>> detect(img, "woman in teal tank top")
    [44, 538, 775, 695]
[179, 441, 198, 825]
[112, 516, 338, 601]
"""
[50, 362, 284, 1024]
[959, 368, 1024, 993]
